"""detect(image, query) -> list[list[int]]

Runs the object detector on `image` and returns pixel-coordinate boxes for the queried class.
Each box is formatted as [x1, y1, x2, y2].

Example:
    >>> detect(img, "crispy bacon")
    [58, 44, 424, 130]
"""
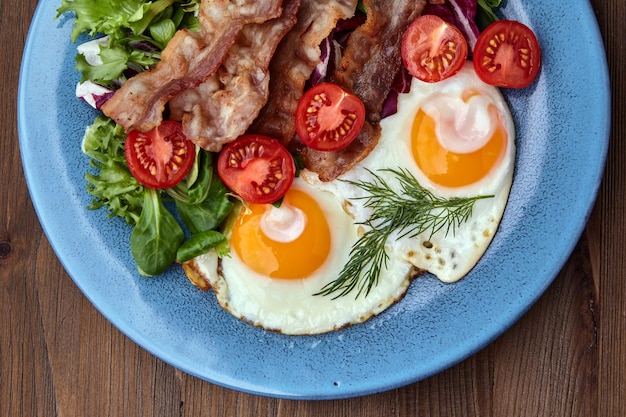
[302, 0, 427, 181]
[101, 0, 284, 133]
[334, 0, 427, 122]
[169, 0, 301, 151]
[248, 0, 359, 146]
[297, 122, 380, 181]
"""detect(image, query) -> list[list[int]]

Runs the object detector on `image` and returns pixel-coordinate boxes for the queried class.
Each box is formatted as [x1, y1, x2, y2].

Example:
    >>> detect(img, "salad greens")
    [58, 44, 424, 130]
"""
[131, 188, 184, 276]
[57, 0, 200, 86]
[176, 230, 227, 263]
[82, 115, 144, 225]
[81, 114, 234, 276]
[476, 0, 502, 29]
[59, 0, 233, 276]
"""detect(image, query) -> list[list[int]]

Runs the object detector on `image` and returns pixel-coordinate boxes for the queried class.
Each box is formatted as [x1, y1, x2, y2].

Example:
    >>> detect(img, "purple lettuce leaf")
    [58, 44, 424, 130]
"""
[381, 67, 412, 118]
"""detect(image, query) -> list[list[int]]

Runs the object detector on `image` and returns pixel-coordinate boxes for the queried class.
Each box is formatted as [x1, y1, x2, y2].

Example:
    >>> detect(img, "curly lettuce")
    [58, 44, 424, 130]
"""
[82, 115, 144, 225]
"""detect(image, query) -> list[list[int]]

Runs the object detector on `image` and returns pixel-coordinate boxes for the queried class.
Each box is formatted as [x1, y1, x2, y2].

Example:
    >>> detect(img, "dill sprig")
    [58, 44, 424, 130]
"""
[315, 168, 494, 299]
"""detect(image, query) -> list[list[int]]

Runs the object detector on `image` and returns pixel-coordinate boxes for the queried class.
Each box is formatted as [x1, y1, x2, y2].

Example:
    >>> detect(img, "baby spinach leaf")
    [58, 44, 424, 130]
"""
[176, 230, 226, 263]
[186, 151, 213, 204]
[149, 19, 177, 49]
[166, 148, 213, 205]
[476, 0, 502, 29]
[130, 188, 184, 276]
[175, 170, 234, 234]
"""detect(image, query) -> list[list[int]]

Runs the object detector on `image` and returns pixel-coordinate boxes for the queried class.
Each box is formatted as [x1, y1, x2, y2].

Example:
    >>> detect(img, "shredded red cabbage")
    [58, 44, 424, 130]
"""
[94, 91, 115, 109]
[307, 36, 332, 87]
[381, 68, 412, 118]
[305, 11, 366, 90]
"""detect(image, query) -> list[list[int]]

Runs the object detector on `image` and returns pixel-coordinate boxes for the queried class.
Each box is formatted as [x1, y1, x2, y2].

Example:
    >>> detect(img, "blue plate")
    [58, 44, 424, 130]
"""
[18, 0, 609, 399]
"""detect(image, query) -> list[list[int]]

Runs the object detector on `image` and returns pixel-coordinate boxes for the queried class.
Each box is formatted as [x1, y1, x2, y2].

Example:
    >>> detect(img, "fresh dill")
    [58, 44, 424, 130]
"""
[315, 168, 494, 299]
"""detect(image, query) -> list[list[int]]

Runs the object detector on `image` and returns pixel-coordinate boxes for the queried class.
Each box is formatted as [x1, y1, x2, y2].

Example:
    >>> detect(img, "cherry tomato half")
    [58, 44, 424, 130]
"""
[125, 120, 195, 189]
[401, 14, 468, 83]
[473, 20, 541, 88]
[295, 82, 365, 152]
[217, 134, 295, 204]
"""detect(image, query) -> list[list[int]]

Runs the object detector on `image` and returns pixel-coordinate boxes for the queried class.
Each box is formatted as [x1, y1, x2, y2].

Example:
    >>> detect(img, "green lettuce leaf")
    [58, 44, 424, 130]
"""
[82, 115, 144, 225]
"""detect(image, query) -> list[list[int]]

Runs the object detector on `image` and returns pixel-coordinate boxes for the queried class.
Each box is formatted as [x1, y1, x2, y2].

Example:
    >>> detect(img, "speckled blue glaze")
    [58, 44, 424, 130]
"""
[18, 0, 609, 399]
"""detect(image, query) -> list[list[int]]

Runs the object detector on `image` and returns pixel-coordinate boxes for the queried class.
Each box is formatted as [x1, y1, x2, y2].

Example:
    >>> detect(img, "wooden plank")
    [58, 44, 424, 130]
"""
[594, 0, 626, 414]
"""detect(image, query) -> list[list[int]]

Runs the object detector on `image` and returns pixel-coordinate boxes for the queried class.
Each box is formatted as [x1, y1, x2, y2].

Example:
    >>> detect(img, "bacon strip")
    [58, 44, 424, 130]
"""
[248, 0, 359, 146]
[101, 0, 284, 133]
[169, 0, 301, 152]
[302, 0, 427, 181]
[334, 0, 426, 122]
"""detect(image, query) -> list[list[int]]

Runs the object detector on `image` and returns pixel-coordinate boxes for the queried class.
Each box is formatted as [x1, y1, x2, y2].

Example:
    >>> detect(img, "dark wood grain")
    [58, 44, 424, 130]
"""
[1, 0, 623, 415]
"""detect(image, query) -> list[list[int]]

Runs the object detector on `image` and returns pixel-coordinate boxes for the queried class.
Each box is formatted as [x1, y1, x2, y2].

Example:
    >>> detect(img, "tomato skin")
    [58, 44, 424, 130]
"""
[473, 20, 541, 88]
[217, 135, 295, 204]
[125, 120, 195, 189]
[401, 14, 468, 83]
[295, 82, 365, 152]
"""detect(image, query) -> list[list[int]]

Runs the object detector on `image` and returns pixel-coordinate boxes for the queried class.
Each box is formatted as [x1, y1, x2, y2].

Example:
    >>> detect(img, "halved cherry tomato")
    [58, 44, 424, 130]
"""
[125, 120, 195, 189]
[473, 20, 541, 88]
[295, 82, 365, 151]
[401, 15, 468, 83]
[217, 134, 295, 204]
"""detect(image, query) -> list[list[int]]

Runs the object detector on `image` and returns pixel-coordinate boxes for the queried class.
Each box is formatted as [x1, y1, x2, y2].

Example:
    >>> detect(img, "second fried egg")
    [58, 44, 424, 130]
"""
[309, 62, 516, 283]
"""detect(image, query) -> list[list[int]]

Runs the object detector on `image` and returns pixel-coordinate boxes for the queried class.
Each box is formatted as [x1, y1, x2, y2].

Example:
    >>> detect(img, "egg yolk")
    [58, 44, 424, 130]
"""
[411, 101, 507, 188]
[230, 188, 331, 279]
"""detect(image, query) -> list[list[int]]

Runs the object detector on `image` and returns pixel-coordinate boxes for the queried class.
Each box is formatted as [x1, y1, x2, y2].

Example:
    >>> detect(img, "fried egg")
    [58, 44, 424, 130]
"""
[309, 62, 515, 283]
[185, 176, 416, 334]
[185, 62, 515, 334]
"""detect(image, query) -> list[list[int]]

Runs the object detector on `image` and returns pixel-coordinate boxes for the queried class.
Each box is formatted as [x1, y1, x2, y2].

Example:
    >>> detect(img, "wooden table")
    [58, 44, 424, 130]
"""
[2, 1, 623, 415]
